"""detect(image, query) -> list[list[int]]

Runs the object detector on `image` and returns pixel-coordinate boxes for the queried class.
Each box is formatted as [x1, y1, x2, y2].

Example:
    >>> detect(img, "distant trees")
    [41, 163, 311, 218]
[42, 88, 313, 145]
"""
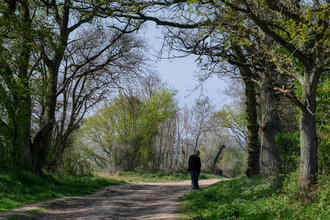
[70, 78, 246, 176]
[72, 74, 178, 173]
[191, 96, 216, 152]
[213, 101, 247, 151]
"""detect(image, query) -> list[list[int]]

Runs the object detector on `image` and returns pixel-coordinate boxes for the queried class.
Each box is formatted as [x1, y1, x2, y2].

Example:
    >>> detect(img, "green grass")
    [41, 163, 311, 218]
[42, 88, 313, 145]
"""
[109, 171, 222, 183]
[178, 171, 330, 219]
[8, 206, 51, 220]
[0, 170, 125, 213]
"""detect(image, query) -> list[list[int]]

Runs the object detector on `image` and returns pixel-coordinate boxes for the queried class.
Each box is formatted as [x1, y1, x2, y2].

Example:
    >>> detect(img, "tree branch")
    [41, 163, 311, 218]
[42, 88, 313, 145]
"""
[264, 0, 305, 23]
[222, 0, 307, 63]
[55, 22, 131, 97]
[274, 86, 308, 113]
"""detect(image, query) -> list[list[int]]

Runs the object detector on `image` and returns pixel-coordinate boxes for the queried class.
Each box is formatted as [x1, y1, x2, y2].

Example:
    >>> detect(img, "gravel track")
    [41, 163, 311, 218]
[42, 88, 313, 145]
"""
[0, 178, 227, 220]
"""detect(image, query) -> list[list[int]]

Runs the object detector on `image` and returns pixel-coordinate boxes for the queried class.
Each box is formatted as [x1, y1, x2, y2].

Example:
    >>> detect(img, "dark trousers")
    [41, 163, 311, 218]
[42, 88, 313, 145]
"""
[190, 170, 200, 189]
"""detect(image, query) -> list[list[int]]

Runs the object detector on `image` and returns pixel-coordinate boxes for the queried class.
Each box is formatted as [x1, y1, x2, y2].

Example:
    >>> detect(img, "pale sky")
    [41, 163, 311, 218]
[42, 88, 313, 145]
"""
[143, 23, 232, 109]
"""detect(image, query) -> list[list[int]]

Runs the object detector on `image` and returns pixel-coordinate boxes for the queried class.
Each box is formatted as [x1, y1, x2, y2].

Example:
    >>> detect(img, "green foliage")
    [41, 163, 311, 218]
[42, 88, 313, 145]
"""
[275, 132, 300, 173]
[0, 75, 32, 170]
[218, 148, 247, 178]
[213, 101, 246, 131]
[59, 146, 93, 177]
[212, 101, 247, 149]
[211, 100, 248, 178]
[0, 0, 60, 172]
[137, 88, 177, 164]
[0, 10, 35, 171]
[0, 170, 124, 213]
[315, 75, 330, 174]
[179, 172, 330, 219]
[73, 88, 178, 172]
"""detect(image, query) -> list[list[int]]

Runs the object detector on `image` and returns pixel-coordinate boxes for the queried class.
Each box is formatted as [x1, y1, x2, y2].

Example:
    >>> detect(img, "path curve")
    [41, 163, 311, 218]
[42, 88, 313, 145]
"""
[0, 178, 227, 220]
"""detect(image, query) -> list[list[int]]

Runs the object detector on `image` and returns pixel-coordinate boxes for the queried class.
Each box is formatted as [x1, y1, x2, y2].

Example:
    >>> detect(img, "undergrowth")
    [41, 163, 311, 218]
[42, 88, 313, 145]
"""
[178, 171, 330, 219]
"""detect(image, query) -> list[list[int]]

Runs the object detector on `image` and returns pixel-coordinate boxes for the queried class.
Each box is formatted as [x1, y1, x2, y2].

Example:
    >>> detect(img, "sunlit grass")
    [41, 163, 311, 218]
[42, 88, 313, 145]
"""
[178, 171, 330, 219]
[104, 170, 223, 183]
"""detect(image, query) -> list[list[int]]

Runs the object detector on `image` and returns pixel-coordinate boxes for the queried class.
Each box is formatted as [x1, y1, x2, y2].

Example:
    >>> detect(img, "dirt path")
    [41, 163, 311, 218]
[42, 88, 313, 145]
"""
[0, 178, 227, 220]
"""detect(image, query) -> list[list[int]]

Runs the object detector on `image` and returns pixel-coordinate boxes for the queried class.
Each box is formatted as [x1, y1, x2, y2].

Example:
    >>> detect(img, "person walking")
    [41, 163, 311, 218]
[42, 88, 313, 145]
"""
[188, 150, 201, 190]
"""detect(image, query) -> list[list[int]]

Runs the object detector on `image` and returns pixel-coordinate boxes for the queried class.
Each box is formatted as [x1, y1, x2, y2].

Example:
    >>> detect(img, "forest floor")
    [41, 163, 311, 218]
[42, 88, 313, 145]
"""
[0, 178, 227, 220]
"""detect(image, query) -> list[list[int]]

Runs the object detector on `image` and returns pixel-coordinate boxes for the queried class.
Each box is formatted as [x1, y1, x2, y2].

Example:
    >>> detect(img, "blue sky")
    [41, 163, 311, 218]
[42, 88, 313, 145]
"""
[143, 23, 232, 109]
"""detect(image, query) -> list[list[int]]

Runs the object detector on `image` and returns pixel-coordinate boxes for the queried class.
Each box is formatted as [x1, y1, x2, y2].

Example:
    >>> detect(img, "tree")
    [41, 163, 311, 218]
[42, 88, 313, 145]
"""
[231, 44, 260, 177]
[224, 0, 329, 187]
[119, 0, 328, 186]
[0, 0, 147, 174]
[258, 66, 282, 176]
[74, 103, 117, 171]
[181, 104, 194, 163]
[152, 116, 177, 172]
[43, 24, 148, 173]
[213, 101, 247, 151]
[0, 0, 36, 171]
[33, 0, 145, 174]
[73, 82, 178, 172]
[191, 96, 216, 152]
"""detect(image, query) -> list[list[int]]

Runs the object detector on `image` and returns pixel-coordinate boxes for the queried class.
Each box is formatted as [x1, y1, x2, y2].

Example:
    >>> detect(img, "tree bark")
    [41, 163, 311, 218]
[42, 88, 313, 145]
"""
[299, 71, 318, 187]
[18, 0, 33, 172]
[21, 96, 32, 172]
[299, 109, 318, 187]
[32, 0, 70, 174]
[259, 72, 281, 176]
[210, 144, 225, 174]
[33, 63, 60, 174]
[232, 44, 260, 178]
[275, 67, 319, 187]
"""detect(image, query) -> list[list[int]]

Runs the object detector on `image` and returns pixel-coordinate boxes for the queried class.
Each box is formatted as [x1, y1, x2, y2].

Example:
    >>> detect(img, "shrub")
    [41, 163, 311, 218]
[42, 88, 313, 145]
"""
[275, 132, 300, 174]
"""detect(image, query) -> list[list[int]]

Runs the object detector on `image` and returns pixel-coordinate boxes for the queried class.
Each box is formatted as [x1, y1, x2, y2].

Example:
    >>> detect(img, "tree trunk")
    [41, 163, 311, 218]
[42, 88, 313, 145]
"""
[299, 109, 318, 187]
[232, 44, 260, 178]
[259, 74, 281, 176]
[17, 0, 33, 172]
[31, 2, 70, 175]
[21, 98, 33, 172]
[210, 145, 225, 174]
[299, 74, 318, 187]
[33, 64, 59, 174]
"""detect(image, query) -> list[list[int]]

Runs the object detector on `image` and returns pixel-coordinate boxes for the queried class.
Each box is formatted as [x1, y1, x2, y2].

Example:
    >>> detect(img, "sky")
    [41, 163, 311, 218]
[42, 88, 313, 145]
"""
[142, 23, 232, 109]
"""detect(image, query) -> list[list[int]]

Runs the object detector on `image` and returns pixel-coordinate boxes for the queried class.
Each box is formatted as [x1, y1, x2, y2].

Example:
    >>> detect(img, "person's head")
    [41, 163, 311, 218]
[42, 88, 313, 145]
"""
[195, 150, 200, 156]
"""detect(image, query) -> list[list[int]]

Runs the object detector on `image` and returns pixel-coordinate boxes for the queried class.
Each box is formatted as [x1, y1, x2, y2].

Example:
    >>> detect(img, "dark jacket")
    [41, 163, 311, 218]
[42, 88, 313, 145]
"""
[188, 154, 201, 172]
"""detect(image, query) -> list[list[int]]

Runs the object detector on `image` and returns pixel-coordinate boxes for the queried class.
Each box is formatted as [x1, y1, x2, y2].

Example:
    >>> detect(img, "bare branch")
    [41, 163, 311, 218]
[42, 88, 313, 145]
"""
[274, 86, 308, 113]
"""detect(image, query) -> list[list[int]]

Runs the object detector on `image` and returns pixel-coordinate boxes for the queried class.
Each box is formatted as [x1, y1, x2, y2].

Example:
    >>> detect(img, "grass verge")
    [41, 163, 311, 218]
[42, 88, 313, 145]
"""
[178, 171, 330, 219]
[107, 170, 222, 183]
[0, 170, 125, 213]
